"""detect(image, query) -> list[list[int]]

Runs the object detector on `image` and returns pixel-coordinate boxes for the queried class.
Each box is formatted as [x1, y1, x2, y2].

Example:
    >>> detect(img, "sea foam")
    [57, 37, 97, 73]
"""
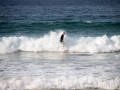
[0, 76, 120, 90]
[0, 31, 120, 54]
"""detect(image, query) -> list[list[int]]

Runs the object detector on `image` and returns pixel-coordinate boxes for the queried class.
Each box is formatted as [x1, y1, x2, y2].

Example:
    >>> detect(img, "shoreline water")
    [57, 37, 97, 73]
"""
[0, 51, 120, 90]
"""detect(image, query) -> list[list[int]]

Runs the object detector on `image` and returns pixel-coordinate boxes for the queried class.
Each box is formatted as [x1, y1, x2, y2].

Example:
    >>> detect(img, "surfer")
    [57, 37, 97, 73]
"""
[60, 32, 65, 48]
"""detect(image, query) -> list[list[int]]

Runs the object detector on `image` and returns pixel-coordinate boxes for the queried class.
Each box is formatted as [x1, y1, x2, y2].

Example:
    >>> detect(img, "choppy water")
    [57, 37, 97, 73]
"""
[0, 52, 120, 90]
[0, 0, 120, 90]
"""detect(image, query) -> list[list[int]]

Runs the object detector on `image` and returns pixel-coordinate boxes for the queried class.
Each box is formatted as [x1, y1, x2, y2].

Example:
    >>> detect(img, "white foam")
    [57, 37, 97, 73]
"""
[0, 31, 120, 54]
[0, 76, 120, 90]
[85, 20, 92, 23]
[69, 35, 120, 53]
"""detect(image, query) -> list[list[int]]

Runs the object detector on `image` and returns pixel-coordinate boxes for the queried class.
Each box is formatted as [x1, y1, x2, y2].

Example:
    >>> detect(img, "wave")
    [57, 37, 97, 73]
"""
[0, 30, 120, 54]
[0, 76, 120, 90]
[1, 21, 120, 28]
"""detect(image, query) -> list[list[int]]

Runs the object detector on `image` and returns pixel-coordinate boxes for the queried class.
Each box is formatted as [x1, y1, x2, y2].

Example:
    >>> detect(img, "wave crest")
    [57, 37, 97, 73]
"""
[0, 31, 120, 54]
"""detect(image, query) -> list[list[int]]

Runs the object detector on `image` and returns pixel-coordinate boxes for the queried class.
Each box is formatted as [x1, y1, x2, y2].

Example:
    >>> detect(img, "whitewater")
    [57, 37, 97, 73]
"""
[0, 51, 120, 90]
[0, 31, 120, 90]
[0, 31, 120, 54]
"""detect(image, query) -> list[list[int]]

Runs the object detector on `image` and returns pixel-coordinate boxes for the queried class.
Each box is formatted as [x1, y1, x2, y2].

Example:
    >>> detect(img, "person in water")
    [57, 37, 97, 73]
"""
[60, 32, 65, 48]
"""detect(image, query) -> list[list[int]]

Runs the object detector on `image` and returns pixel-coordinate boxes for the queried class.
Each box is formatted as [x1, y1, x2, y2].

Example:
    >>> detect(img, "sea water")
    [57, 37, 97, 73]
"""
[0, 0, 120, 90]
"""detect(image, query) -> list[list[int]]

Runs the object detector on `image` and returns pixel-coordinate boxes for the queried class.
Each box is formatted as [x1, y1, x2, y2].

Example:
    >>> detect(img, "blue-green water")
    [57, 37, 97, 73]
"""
[0, 1, 120, 90]
[0, 1, 120, 37]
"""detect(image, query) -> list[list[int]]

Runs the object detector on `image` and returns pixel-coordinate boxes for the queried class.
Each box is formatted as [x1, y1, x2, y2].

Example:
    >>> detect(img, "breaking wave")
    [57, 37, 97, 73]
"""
[0, 76, 120, 90]
[0, 31, 120, 54]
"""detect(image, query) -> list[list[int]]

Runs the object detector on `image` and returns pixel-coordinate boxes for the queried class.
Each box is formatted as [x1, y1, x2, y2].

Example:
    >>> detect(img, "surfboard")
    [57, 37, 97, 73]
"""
[60, 48, 69, 52]
[62, 48, 68, 52]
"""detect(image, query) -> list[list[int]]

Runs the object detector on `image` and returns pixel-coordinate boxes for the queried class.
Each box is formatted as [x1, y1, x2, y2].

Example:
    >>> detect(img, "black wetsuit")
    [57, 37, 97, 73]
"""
[60, 34, 64, 42]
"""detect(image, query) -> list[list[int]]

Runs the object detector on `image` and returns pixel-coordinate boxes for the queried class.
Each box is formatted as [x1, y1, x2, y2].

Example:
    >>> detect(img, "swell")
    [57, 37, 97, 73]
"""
[1, 21, 119, 26]
[0, 21, 120, 34]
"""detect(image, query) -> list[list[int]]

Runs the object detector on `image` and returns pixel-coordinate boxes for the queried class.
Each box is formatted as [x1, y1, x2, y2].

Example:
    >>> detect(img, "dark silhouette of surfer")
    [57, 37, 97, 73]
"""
[60, 32, 65, 48]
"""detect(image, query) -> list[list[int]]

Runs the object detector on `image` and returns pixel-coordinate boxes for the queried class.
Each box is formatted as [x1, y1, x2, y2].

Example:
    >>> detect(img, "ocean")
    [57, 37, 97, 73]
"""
[0, 0, 120, 90]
